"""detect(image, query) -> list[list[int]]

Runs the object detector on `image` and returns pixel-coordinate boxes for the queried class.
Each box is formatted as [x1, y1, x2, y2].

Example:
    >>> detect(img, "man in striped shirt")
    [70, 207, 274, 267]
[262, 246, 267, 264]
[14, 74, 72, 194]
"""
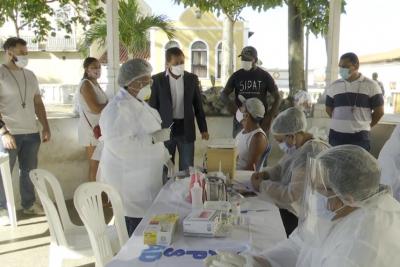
[325, 52, 384, 151]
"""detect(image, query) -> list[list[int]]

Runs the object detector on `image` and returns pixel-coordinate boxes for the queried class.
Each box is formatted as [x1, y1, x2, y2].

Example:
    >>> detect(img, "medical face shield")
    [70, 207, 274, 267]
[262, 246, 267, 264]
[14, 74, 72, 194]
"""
[298, 155, 343, 245]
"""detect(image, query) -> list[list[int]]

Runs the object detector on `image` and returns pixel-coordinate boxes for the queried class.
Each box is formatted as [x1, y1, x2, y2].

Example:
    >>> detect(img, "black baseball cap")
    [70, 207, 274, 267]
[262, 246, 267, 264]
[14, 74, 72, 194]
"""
[238, 46, 258, 61]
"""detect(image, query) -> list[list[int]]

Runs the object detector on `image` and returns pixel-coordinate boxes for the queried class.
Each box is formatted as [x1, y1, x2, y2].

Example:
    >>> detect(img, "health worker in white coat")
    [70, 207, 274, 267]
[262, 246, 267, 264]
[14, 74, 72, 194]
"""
[98, 59, 171, 236]
[205, 145, 400, 267]
[378, 124, 400, 201]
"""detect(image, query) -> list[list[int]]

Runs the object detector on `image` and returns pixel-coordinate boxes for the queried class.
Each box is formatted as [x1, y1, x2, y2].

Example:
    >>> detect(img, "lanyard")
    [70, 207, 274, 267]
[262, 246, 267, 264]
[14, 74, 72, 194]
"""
[3, 64, 27, 108]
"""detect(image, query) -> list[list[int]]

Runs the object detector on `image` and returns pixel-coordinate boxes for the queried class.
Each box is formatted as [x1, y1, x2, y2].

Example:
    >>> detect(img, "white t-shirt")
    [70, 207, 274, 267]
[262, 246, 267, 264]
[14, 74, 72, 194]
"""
[0, 65, 40, 134]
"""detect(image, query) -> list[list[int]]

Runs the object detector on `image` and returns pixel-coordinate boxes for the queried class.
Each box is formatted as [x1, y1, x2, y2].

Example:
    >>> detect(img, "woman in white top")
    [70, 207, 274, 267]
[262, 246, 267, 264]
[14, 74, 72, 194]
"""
[77, 57, 108, 181]
[235, 95, 269, 171]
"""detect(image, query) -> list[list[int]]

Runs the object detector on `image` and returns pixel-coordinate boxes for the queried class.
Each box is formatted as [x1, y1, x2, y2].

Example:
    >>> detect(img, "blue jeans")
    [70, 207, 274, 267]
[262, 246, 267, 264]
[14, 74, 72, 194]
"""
[0, 133, 41, 209]
[328, 129, 371, 151]
[164, 136, 194, 171]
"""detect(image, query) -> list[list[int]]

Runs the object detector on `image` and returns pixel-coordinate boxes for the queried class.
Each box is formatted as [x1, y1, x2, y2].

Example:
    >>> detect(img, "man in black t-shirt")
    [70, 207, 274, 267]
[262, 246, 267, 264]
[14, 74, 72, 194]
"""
[221, 46, 281, 137]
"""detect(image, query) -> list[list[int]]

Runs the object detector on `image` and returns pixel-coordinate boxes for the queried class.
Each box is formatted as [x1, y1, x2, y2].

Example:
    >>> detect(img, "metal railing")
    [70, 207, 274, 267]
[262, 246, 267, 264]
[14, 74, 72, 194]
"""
[23, 36, 40, 51]
[46, 37, 77, 51]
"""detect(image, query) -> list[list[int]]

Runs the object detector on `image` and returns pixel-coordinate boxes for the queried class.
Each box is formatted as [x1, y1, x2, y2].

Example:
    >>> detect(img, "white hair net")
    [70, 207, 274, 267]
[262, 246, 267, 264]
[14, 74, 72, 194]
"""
[271, 107, 307, 135]
[294, 90, 312, 107]
[118, 58, 152, 87]
[260, 139, 330, 215]
[317, 145, 381, 204]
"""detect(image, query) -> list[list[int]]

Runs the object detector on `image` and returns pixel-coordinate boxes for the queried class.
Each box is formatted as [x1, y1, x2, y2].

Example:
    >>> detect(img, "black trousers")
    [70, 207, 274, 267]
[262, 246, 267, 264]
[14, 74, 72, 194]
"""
[125, 217, 142, 237]
[279, 208, 298, 237]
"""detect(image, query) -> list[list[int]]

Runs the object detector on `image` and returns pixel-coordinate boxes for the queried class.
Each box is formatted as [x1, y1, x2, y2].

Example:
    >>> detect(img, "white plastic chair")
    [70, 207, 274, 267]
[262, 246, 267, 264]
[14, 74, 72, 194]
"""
[74, 182, 129, 267]
[29, 169, 93, 267]
[0, 153, 17, 228]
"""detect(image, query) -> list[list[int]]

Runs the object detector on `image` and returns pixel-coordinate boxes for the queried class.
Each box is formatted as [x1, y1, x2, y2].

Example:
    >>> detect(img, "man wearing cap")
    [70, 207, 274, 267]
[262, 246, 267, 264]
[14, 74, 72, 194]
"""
[221, 46, 281, 137]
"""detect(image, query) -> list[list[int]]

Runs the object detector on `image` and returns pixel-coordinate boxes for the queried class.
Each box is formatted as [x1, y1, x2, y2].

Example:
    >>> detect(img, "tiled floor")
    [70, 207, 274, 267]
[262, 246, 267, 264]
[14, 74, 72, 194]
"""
[0, 200, 113, 267]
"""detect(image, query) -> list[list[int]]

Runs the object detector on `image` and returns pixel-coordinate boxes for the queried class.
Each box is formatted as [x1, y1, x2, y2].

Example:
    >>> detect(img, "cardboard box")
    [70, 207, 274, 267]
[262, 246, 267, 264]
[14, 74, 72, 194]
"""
[143, 213, 179, 246]
[207, 139, 237, 180]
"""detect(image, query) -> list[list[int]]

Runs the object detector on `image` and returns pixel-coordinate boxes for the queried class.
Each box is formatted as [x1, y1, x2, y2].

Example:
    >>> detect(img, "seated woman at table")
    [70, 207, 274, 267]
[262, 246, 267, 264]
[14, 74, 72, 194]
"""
[251, 107, 330, 237]
[98, 59, 171, 236]
[235, 96, 269, 171]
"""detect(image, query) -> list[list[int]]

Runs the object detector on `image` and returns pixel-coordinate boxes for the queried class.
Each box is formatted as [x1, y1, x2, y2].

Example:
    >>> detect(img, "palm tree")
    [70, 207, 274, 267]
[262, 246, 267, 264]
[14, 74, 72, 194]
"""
[81, 0, 175, 57]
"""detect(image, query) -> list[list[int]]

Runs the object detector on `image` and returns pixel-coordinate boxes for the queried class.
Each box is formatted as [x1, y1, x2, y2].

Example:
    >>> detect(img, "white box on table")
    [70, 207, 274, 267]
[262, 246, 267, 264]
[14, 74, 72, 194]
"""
[183, 209, 221, 237]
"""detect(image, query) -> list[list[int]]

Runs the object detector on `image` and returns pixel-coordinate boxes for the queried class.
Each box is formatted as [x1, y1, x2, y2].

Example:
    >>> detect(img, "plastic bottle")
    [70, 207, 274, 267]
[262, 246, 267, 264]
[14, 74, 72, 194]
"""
[191, 177, 203, 210]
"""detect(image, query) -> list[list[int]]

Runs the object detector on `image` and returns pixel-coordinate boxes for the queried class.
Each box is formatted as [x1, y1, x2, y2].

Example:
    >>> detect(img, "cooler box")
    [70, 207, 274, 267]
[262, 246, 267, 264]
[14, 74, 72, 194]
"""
[207, 139, 237, 180]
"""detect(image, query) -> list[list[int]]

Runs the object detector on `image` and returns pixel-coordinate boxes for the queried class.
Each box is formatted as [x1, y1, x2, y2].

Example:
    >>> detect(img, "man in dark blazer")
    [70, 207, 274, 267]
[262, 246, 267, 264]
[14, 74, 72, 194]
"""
[149, 47, 209, 171]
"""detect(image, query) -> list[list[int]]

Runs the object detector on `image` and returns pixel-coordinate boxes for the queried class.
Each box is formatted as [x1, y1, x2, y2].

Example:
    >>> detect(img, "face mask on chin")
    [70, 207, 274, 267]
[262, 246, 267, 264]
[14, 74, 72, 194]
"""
[14, 55, 28, 68]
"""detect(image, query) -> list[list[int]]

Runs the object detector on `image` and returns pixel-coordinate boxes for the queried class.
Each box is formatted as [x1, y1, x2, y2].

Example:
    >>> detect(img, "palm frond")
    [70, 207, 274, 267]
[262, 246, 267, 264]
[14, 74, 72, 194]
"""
[82, 0, 175, 57]
[81, 22, 107, 49]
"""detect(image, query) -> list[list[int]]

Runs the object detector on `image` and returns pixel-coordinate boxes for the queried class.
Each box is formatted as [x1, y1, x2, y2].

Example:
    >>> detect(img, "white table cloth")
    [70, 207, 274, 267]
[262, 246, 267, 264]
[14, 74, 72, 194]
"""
[106, 177, 286, 267]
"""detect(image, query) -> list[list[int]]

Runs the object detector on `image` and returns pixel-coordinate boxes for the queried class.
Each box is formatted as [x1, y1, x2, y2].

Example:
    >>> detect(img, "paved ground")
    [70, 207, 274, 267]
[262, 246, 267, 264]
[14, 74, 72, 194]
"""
[0, 200, 113, 267]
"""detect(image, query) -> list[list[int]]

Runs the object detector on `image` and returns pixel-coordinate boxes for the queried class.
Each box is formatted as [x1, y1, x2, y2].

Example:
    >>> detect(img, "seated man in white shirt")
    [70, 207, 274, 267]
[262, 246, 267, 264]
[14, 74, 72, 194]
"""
[235, 95, 269, 171]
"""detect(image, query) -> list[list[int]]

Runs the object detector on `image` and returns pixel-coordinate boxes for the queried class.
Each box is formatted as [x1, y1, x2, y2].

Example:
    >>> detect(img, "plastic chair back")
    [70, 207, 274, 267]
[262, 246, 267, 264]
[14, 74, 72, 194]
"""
[0, 153, 17, 227]
[30, 169, 74, 247]
[74, 182, 129, 267]
[257, 143, 272, 171]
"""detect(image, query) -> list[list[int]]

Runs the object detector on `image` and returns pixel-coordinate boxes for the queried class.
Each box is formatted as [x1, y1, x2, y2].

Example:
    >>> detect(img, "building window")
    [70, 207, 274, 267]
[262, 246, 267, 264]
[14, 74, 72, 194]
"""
[216, 42, 222, 79]
[164, 40, 180, 50]
[191, 41, 208, 78]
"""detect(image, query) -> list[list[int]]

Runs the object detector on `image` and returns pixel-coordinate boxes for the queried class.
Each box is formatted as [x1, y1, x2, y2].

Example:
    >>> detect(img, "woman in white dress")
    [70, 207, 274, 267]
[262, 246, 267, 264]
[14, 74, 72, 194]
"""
[77, 57, 108, 181]
[98, 59, 171, 236]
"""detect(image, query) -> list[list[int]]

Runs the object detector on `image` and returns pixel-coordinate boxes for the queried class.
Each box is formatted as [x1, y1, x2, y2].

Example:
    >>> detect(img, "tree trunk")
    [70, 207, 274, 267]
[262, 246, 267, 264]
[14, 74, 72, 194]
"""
[288, 0, 305, 96]
[12, 18, 20, 37]
[222, 15, 235, 84]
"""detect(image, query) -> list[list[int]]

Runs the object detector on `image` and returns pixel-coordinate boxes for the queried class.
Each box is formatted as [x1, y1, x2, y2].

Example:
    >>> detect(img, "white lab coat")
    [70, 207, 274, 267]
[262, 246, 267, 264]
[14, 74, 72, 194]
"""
[262, 193, 400, 267]
[98, 88, 170, 218]
[378, 124, 400, 201]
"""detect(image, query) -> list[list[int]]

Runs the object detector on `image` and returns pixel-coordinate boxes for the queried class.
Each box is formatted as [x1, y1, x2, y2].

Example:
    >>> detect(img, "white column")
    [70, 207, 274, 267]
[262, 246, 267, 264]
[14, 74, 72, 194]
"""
[149, 27, 157, 72]
[106, 0, 119, 96]
[325, 0, 342, 87]
[222, 15, 234, 85]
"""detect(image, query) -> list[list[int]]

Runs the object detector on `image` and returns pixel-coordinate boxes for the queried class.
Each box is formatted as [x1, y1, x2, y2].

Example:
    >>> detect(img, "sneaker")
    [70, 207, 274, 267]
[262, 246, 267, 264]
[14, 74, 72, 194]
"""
[0, 209, 10, 226]
[23, 203, 45, 216]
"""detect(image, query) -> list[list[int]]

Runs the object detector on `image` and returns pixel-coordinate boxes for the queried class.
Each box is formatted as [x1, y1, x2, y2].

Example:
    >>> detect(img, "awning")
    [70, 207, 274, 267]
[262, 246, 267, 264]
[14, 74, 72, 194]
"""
[359, 48, 400, 64]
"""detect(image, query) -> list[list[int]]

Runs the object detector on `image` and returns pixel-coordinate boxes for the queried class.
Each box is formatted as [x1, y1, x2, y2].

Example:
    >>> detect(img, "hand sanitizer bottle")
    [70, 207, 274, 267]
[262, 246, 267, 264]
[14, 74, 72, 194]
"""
[191, 178, 203, 210]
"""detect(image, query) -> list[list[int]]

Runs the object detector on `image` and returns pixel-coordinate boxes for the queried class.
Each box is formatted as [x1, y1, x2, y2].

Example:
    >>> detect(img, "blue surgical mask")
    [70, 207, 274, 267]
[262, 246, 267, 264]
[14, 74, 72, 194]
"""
[339, 67, 350, 80]
[316, 192, 347, 221]
[278, 142, 296, 155]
